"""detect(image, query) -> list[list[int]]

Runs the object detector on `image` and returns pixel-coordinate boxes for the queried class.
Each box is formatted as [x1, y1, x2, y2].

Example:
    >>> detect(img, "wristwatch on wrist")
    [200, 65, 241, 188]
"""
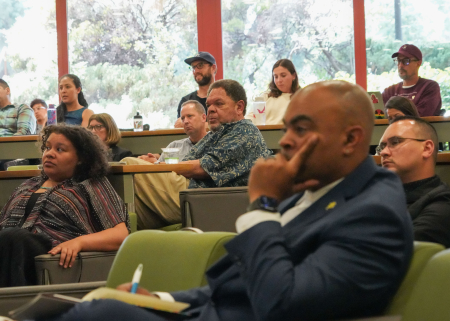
[247, 196, 279, 213]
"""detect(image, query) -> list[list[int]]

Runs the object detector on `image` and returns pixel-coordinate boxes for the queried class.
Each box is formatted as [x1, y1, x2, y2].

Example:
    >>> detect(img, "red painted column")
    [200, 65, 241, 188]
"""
[196, 0, 223, 80]
[353, 0, 367, 90]
[56, 0, 69, 78]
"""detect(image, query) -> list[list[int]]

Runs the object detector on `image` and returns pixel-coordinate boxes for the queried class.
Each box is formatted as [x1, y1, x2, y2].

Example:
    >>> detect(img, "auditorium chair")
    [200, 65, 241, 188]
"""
[105, 229, 235, 291]
[0, 229, 235, 316]
[33, 211, 137, 285]
[180, 186, 249, 232]
[1, 240, 449, 320]
[385, 241, 445, 317]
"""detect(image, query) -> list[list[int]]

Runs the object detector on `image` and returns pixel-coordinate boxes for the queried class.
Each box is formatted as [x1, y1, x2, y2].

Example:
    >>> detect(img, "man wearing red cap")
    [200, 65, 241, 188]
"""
[382, 44, 442, 117]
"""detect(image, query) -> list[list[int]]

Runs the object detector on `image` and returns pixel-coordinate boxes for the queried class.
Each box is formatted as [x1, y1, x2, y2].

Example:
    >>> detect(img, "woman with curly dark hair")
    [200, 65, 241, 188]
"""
[245, 59, 300, 125]
[0, 124, 129, 287]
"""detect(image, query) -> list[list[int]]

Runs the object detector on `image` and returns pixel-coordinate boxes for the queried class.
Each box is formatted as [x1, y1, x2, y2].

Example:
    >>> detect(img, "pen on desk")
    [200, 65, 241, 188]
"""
[130, 263, 143, 294]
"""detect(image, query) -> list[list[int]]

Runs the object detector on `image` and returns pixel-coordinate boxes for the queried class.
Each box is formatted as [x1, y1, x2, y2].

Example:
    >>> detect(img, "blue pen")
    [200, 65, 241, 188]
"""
[130, 264, 143, 294]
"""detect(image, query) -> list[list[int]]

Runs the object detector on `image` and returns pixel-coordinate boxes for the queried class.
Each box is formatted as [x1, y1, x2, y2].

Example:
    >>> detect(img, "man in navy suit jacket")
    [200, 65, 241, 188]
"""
[47, 81, 413, 321]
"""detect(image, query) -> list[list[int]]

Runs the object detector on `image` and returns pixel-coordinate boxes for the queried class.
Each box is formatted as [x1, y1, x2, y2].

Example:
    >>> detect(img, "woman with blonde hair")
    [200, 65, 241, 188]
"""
[88, 113, 132, 161]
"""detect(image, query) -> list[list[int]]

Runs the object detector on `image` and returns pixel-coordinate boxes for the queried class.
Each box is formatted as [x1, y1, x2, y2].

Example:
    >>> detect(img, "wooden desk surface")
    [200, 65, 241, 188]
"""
[0, 164, 194, 179]
[1, 117, 449, 158]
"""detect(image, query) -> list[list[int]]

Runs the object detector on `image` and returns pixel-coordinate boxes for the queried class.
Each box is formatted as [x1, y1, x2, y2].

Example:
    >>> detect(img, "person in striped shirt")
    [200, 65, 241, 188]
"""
[0, 124, 129, 287]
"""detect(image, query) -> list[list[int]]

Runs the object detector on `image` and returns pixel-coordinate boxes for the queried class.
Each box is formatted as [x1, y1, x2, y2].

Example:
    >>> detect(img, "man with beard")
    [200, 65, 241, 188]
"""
[174, 52, 217, 128]
[382, 44, 442, 116]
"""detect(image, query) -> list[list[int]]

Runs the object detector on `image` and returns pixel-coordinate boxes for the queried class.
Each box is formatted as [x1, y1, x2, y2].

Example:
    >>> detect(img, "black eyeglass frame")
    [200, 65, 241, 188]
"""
[376, 136, 427, 155]
[87, 124, 105, 131]
[393, 58, 419, 66]
[189, 61, 211, 71]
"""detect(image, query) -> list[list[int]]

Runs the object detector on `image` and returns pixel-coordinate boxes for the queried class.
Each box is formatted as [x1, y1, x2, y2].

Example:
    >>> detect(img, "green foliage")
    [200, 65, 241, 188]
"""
[2, 0, 450, 128]
[0, 0, 24, 30]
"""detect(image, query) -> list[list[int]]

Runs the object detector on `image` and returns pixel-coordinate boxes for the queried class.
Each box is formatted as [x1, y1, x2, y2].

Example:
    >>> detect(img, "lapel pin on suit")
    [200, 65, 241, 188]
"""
[325, 201, 337, 211]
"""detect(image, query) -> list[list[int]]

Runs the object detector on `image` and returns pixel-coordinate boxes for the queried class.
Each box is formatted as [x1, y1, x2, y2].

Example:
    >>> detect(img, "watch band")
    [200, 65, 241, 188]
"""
[247, 196, 279, 213]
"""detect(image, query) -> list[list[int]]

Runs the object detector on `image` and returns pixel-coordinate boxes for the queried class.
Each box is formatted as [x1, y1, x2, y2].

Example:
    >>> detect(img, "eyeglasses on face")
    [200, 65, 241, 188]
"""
[190, 62, 209, 71]
[376, 136, 426, 155]
[87, 124, 105, 131]
[393, 58, 418, 66]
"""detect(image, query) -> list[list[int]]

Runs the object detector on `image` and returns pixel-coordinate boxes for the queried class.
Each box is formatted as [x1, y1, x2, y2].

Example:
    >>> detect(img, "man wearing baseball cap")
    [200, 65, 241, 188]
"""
[174, 51, 217, 128]
[382, 44, 442, 116]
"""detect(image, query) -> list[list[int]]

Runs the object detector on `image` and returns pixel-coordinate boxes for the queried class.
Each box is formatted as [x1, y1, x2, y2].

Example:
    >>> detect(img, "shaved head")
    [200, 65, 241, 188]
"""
[281, 80, 374, 188]
[293, 80, 374, 148]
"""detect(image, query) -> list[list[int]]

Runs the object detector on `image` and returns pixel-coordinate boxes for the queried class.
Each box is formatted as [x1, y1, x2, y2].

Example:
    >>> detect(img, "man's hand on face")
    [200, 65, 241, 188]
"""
[248, 134, 320, 203]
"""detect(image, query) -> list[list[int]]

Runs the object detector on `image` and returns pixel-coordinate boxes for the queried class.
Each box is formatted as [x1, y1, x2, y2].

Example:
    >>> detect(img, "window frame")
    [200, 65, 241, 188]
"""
[55, 0, 366, 87]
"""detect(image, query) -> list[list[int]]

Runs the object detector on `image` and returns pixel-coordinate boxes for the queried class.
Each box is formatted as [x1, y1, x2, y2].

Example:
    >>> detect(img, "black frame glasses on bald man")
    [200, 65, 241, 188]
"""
[376, 136, 427, 155]
[393, 58, 419, 66]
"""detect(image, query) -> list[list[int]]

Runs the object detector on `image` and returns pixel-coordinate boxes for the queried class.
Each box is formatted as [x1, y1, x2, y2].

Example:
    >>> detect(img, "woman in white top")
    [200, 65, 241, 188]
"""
[246, 59, 300, 125]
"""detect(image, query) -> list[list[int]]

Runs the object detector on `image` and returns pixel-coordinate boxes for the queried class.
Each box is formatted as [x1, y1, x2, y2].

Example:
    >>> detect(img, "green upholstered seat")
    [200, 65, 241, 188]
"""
[386, 241, 445, 316]
[158, 223, 182, 231]
[401, 248, 450, 321]
[105, 230, 235, 292]
[128, 212, 137, 233]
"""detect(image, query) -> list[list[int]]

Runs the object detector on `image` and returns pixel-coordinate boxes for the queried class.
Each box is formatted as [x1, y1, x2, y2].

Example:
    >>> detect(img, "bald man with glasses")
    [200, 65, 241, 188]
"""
[381, 44, 442, 116]
[378, 115, 450, 248]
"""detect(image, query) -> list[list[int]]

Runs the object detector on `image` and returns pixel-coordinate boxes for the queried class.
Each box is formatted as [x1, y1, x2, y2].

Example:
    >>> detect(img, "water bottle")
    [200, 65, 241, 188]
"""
[133, 112, 143, 132]
[47, 104, 57, 125]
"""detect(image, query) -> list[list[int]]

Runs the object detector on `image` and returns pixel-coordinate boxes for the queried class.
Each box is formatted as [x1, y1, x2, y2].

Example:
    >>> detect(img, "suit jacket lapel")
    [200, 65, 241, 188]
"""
[280, 156, 379, 231]
[206, 157, 379, 291]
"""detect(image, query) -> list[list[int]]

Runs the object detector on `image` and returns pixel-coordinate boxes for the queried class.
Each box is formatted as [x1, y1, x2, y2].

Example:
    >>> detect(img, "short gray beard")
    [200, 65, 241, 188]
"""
[209, 123, 223, 132]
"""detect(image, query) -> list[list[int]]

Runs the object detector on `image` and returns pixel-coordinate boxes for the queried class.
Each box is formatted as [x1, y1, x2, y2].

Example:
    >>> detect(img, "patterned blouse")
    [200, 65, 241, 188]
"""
[0, 176, 129, 247]
[183, 119, 271, 188]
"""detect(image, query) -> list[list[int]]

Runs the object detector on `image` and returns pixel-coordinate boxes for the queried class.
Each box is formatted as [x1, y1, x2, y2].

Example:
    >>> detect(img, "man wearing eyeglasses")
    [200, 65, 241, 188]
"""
[174, 52, 217, 128]
[378, 115, 450, 248]
[382, 44, 442, 117]
[30, 98, 48, 135]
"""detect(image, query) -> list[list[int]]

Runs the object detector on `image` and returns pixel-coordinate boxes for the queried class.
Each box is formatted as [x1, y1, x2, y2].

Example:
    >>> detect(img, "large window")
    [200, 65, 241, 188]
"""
[365, 0, 450, 110]
[0, 0, 58, 107]
[222, 0, 355, 103]
[67, 0, 198, 129]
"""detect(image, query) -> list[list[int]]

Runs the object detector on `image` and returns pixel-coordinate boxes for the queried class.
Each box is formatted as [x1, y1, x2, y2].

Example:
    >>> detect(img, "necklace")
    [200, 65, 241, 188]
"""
[40, 186, 52, 190]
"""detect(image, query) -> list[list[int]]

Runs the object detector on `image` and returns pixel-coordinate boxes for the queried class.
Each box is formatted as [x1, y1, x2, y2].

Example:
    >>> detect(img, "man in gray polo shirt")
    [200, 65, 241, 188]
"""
[139, 101, 206, 164]
[122, 100, 208, 229]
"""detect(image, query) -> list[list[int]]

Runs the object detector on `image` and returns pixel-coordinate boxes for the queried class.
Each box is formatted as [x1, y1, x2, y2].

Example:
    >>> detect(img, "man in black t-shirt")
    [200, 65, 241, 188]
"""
[174, 52, 217, 128]
[378, 115, 450, 248]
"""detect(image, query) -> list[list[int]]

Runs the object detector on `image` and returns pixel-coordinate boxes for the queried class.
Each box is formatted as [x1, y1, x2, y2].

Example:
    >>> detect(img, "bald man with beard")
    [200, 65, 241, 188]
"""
[41, 81, 413, 321]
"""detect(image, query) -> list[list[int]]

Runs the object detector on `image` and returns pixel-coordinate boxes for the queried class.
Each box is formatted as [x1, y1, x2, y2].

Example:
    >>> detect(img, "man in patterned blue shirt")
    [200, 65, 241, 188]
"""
[129, 80, 271, 229]
[0, 79, 35, 136]
[177, 79, 271, 188]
